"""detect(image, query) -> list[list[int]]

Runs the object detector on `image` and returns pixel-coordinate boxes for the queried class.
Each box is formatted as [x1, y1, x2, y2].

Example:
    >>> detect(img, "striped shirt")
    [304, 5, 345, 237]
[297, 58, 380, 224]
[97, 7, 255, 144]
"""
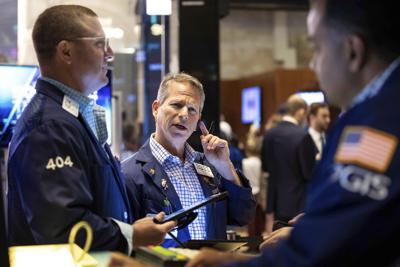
[150, 136, 207, 240]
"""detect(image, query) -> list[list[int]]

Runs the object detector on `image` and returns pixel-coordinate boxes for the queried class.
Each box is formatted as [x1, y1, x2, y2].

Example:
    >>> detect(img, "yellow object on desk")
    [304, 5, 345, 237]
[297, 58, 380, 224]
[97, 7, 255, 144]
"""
[9, 221, 97, 267]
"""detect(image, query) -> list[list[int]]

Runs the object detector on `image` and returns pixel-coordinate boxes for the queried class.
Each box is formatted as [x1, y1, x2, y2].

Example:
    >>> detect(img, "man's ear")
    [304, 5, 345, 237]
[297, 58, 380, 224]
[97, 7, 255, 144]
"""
[346, 35, 367, 73]
[56, 40, 73, 65]
[152, 100, 160, 118]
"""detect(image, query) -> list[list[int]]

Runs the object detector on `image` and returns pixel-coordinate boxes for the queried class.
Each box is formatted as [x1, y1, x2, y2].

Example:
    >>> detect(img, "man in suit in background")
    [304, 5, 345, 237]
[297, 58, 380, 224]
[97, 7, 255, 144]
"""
[261, 95, 316, 233]
[308, 102, 330, 159]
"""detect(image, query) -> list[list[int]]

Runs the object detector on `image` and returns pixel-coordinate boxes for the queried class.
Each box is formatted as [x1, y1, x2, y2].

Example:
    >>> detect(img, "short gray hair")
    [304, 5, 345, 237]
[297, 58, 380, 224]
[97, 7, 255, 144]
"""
[157, 72, 205, 112]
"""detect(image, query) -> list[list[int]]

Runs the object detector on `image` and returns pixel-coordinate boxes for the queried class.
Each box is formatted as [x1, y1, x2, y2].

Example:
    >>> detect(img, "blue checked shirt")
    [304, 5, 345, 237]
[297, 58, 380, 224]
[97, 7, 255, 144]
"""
[41, 77, 108, 144]
[150, 136, 207, 240]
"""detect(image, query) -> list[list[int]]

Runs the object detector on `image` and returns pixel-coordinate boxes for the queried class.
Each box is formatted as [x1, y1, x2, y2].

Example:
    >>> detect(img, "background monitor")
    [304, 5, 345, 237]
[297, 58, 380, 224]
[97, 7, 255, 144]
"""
[0, 65, 113, 147]
[241, 86, 262, 124]
[0, 64, 40, 147]
[296, 90, 325, 105]
[0, 178, 9, 267]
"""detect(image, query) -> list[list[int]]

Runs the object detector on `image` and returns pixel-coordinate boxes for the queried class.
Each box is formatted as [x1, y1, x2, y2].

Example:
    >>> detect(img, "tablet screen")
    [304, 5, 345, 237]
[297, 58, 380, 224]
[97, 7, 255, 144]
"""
[158, 191, 228, 223]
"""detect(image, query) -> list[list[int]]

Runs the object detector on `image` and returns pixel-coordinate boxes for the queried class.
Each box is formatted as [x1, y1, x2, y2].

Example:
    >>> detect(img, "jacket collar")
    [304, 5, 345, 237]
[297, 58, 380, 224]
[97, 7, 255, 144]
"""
[135, 140, 183, 211]
[350, 57, 400, 108]
[35, 78, 65, 104]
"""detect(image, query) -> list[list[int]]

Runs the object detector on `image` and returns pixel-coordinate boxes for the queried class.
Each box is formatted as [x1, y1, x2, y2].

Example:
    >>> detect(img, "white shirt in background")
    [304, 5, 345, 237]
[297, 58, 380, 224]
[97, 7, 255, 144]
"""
[308, 127, 326, 154]
[242, 156, 262, 195]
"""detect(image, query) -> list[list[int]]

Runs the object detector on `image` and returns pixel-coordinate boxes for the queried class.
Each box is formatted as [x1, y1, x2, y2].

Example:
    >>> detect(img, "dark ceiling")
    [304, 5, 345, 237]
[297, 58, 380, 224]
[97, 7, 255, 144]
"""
[229, 0, 308, 10]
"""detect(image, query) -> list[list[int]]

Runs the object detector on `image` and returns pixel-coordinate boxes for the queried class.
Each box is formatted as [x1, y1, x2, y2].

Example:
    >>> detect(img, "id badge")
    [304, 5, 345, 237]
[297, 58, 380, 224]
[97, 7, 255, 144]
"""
[193, 162, 214, 178]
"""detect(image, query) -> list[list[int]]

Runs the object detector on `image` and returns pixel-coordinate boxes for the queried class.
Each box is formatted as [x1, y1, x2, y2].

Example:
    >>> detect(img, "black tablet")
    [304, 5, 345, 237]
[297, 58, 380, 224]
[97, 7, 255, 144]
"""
[154, 191, 229, 224]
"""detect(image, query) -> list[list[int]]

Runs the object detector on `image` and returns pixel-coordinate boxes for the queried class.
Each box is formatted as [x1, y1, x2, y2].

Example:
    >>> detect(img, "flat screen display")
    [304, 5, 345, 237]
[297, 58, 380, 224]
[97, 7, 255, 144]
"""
[0, 65, 112, 146]
[0, 180, 9, 267]
[0, 64, 40, 146]
[296, 91, 325, 105]
[241, 86, 261, 124]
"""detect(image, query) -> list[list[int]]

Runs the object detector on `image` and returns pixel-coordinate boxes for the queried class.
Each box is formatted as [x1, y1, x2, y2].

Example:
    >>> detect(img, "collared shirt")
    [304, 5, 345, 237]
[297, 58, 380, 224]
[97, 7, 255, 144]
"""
[351, 57, 400, 108]
[150, 135, 207, 240]
[308, 127, 325, 153]
[282, 115, 298, 125]
[40, 77, 108, 144]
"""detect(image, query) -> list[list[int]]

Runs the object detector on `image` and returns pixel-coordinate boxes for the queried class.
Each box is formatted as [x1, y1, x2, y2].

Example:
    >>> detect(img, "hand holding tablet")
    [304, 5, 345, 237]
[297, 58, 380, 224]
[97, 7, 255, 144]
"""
[153, 192, 229, 228]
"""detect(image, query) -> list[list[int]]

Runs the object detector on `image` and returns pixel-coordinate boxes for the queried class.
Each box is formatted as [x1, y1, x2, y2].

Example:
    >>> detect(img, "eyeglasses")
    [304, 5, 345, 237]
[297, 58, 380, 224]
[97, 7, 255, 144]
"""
[69, 36, 110, 53]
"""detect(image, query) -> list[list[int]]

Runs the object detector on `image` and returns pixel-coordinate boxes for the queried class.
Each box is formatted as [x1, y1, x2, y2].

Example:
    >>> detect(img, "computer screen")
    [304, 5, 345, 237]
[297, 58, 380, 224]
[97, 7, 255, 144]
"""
[0, 65, 113, 146]
[0, 175, 9, 267]
[296, 91, 325, 105]
[241, 86, 262, 124]
[0, 64, 40, 147]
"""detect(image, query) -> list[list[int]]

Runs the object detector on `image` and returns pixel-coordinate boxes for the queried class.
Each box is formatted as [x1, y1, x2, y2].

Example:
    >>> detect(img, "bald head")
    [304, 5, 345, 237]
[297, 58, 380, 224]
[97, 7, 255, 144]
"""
[286, 94, 308, 124]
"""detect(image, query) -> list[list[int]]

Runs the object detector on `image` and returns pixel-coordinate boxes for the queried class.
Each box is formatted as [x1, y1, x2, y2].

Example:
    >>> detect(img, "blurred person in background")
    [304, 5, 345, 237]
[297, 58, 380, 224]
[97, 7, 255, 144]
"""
[120, 122, 139, 161]
[242, 122, 265, 236]
[261, 95, 316, 233]
[308, 102, 330, 160]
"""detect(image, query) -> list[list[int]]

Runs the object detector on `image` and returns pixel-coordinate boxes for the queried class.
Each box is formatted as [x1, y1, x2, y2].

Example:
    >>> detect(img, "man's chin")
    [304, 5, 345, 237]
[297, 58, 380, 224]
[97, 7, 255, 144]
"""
[170, 131, 190, 142]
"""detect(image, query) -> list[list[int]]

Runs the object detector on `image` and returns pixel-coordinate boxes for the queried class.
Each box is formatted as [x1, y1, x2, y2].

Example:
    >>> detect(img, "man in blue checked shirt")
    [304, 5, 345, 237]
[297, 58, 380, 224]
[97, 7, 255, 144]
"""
[186, 0, 400, 266]
[122, 73, 256, 247]
[7, 5, 175, 253]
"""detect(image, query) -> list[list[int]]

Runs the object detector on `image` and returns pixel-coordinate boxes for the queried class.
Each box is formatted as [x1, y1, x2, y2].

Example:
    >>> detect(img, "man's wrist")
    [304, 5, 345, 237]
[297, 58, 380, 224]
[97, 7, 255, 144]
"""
[218, 162, 242, 186]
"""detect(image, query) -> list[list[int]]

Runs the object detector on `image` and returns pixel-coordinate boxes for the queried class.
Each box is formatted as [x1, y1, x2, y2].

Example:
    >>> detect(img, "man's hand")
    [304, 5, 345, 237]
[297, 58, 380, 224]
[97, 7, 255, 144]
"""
[185, 248, 252, 267]
[198, 121, 241, 185]
[108, 252, 138, 267]
[260, 226, 292, 250]
[260, 213, 304, 250]
[288, 213, 304, 225]
[132, 212, 176, 247]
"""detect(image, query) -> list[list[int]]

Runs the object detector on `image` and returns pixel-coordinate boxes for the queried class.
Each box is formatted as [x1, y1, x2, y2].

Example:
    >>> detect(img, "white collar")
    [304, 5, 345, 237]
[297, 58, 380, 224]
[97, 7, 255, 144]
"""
[282, 115, 298, 125]
[308, 127, 323, 139]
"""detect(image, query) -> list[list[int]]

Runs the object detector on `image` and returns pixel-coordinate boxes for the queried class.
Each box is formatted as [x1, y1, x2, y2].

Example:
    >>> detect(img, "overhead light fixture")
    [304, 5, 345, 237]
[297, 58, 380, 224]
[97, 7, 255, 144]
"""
[103, 27, 124, 39]
[146, 0, 172, 15]
[150, 24, 163, 36]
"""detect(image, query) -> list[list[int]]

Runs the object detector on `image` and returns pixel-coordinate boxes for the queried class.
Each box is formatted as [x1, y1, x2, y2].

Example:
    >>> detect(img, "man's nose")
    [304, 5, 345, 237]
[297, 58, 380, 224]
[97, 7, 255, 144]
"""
[105, 45, 114, 62]
[179, 107, 189, 120]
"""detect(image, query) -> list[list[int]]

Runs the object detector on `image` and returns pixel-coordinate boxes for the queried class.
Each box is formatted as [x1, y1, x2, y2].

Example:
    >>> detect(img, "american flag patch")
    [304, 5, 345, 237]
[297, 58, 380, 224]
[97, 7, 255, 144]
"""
[335, 126, 398, 173]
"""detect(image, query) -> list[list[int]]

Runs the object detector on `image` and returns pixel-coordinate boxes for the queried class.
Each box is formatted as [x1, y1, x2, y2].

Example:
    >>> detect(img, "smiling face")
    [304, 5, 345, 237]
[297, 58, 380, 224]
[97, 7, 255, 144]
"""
[69, 15, 113, 95]
[153, 81, 201, 155]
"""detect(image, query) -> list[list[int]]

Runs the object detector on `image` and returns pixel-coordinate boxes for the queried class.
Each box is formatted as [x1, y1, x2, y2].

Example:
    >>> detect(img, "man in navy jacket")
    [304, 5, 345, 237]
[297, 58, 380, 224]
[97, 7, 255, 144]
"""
[186, 0, 400, 266]
[262, 95, 317, 232]
[7, 5, 174, 253]
[122, 73, 255, 247]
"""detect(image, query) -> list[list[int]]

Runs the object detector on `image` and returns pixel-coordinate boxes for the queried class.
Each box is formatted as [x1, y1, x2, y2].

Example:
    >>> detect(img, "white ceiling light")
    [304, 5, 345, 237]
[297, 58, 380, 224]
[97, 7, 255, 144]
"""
[150, 24, 164, 36]
[146, 0, 172, 15]
[104, 27, 125, 39]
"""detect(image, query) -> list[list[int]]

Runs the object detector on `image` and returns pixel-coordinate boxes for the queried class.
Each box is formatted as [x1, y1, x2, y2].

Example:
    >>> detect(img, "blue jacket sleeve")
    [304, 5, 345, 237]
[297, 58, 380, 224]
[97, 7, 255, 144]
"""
[8, 120, 127, 251]
[220, 170, 256, 226]
[227, 161, 400, 267]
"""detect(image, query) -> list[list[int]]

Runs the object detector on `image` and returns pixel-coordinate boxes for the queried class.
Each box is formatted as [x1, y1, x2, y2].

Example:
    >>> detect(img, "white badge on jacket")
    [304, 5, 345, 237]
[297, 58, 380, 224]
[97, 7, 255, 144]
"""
[62, 95, 79, 117]
[193, 162, 214, 178]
